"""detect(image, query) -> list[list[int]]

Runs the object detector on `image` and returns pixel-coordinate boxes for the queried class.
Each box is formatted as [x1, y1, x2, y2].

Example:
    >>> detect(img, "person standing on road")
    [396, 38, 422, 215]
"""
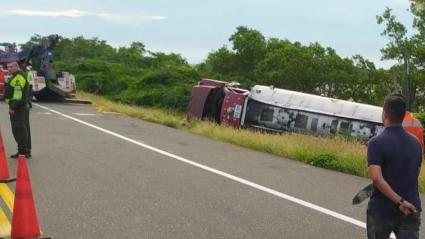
[366, 94, 422, 239]
[4, 61, 31, 158]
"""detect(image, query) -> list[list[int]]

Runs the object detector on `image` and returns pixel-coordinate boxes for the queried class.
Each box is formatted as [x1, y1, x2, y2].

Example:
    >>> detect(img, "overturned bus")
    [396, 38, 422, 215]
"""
[187, 79, 384, 141]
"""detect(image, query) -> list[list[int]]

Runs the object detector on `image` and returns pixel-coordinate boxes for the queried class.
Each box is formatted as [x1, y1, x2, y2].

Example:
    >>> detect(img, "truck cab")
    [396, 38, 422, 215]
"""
[187, 79, 249, 128]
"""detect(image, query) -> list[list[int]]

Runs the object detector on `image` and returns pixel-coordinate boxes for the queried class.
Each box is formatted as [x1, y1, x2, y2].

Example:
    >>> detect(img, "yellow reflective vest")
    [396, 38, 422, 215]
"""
[26, 71, 33, 86]
[4, 72, 29, 108]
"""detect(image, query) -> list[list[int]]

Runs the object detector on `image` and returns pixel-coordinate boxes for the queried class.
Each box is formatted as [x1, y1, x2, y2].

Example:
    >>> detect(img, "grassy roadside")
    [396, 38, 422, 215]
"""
[78, 91, 425, 192]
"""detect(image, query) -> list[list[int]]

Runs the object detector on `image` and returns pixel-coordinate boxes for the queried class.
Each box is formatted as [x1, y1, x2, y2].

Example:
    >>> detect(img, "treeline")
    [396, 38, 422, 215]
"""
[200, 26, 398, 106]
[24, 35, 200, 112]
[22, 2, 425, 112]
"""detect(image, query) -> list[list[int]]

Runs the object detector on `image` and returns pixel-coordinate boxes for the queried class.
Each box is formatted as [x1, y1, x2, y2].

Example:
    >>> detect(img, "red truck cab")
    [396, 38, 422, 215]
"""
[187, 79, 249, 128]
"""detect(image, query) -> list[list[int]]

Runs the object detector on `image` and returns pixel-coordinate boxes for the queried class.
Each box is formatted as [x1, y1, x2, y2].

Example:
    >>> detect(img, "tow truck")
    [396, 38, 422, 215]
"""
[0, 35, 85, 103]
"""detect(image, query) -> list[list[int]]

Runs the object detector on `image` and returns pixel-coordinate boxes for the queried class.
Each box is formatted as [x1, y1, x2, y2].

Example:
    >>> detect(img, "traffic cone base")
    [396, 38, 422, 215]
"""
[11, 155, 43, 239]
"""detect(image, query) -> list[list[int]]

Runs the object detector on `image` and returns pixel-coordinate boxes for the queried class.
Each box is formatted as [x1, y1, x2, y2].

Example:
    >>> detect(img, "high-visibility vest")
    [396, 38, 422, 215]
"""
[26, 70, 33, 86]
[402, 112, 424, 150]
[5, 73, 27, 105]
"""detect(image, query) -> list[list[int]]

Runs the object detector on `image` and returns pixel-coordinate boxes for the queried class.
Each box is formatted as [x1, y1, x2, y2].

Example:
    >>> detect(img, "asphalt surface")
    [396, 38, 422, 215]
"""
[0, 102, 424, 238]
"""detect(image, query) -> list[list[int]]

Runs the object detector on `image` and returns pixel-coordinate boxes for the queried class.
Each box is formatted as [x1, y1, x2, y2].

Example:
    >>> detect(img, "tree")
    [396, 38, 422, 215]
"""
[202, 47, 236, 74]
[411, 0, 425, 34]
[146, 52, 188, 68]
[229, 26, 267, 80]
[19, 34, 42, 50]
[410, 0, 425, 69]
[116, 41, 146, 66]
[203, 27, 387, 104]
[255, 39, 317, 92]
[377, 7, 417, 110]
[54, 36, 116, 62]
[348, 55, 391, 104]
[410, 1, 425, 111]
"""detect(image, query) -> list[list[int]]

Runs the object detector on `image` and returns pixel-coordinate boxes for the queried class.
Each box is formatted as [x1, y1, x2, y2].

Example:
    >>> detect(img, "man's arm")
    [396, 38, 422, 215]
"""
[4, 80, 13, 102]
[369, 165, 417, 215]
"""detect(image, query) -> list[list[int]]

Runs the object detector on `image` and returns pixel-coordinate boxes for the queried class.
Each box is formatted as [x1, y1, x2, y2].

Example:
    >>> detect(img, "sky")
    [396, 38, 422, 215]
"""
[0, 0, 417, 69]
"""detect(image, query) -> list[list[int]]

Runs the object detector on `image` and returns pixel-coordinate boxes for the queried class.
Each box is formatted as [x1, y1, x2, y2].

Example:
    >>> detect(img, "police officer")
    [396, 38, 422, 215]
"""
[4, 61, 31, 158]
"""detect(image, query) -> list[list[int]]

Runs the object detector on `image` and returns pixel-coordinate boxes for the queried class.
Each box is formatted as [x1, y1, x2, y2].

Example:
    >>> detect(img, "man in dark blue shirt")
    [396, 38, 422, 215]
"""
[367, 94, 422, 239]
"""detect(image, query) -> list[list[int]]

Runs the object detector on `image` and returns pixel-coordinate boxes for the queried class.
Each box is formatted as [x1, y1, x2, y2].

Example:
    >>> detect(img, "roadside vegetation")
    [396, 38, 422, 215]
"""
[78, 91, 425, 192]
[22, 3, 425, 112]
[25, 2, 425, 192]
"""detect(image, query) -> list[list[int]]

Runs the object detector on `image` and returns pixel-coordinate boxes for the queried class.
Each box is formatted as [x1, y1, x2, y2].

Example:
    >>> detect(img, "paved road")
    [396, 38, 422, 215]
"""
[0, 102, 423, 238]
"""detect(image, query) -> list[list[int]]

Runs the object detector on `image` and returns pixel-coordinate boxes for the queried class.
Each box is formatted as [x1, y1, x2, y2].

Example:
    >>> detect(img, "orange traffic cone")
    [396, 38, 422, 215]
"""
[0, 128, 12, 182]
[11, 155, 41, 238]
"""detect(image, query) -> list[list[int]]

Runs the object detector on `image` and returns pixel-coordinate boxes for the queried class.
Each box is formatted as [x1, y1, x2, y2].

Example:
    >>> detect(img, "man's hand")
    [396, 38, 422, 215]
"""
[399, 200, 417, 216]
[369, 165, 416, 215]
[8, 109, 14, 115]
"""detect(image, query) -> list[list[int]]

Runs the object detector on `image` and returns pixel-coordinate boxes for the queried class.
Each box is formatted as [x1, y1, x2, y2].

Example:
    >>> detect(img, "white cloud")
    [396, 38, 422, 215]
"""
[0, 9, 166, 25]
[10, 9, 87, 17]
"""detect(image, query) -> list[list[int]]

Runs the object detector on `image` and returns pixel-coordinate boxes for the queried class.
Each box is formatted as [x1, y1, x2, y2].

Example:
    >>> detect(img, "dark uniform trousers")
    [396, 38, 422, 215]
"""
[10, 106, 30, 155]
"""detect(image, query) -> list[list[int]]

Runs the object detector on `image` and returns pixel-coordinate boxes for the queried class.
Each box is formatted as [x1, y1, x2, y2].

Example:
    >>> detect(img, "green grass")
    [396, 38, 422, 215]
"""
[79, 92, 186, 129]
[78, 91, 425, 192]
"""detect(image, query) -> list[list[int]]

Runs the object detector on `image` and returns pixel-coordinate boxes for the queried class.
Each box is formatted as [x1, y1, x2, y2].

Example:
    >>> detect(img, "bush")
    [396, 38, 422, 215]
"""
[56, 57, 199, 112]
[294, 149, 339, 169]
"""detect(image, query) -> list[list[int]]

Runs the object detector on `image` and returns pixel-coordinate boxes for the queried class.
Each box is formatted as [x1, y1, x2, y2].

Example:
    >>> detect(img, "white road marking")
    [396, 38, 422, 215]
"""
[34, 103, 395, 238]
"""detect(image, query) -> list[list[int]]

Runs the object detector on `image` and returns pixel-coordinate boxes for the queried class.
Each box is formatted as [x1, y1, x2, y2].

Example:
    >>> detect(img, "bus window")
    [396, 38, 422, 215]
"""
[340, 121, 349, 130]
[260, 108, 274, 122]
[330, 119, 339, 134]
[311, 118, 318, 132]
[295, 114, 308, 129]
